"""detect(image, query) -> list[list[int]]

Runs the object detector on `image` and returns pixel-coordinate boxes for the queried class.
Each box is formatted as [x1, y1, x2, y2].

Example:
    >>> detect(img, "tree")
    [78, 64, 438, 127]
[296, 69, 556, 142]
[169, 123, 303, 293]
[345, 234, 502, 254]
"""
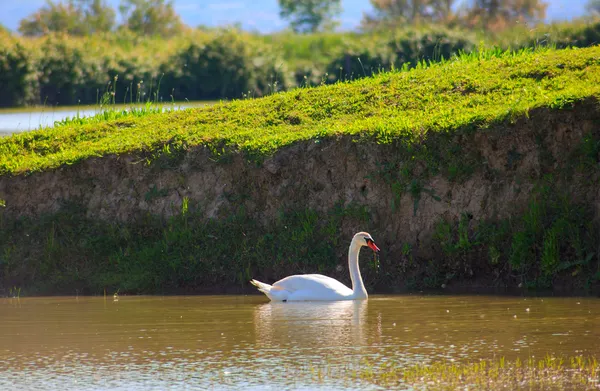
[462, 0, 548, 31]
[278, 0, 342, 33]
[119, 0, 184, 37]
[362, 0, 456, 29]
[82, 0, 117, 33]
[586, 0, 600, 15]
[18, 0, 115, 36]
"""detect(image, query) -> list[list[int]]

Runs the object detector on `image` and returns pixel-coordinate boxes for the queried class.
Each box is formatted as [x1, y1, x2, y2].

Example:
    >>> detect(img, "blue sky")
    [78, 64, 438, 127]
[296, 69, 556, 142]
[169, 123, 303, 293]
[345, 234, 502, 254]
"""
[1, 0, 588, 33]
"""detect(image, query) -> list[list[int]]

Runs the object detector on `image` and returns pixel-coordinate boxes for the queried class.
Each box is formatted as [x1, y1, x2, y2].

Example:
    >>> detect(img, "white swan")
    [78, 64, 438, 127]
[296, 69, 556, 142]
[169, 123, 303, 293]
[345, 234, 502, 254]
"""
[250, 232, 380, 301]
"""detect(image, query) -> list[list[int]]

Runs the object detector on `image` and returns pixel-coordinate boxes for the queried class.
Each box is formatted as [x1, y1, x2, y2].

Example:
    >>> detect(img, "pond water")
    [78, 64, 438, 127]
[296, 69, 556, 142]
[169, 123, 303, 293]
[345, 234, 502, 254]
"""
[1, 295, 599, 390]
[0, 102, 210, 136]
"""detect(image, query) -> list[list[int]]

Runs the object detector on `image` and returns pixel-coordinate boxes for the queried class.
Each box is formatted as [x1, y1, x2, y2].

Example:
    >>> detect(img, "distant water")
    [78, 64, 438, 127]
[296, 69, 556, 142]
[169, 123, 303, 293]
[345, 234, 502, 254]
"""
[0, 109, 100, 135]
[0, 102, 210, 136]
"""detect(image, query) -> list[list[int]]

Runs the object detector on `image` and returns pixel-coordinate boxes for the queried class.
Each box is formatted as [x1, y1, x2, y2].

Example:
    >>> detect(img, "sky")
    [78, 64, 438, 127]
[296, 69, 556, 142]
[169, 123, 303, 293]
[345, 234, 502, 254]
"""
[0, 0, 589, 34]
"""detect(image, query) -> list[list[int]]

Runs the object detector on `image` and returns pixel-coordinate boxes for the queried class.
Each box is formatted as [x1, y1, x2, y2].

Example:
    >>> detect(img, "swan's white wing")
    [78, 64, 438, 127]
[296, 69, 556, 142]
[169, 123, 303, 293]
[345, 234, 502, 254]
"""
[272, 274, 353, 300]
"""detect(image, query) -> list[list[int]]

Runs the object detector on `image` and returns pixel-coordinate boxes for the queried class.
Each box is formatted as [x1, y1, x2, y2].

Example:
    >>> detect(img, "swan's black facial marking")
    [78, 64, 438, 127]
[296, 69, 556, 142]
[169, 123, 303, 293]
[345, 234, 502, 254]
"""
[365, 236, 381, 252]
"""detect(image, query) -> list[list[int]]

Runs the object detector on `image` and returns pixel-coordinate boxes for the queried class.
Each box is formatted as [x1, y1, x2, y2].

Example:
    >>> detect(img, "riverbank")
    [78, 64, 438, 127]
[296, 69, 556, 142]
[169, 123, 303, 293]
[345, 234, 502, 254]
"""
[1, 46, 599, 296]
[1, 19, 599, 108]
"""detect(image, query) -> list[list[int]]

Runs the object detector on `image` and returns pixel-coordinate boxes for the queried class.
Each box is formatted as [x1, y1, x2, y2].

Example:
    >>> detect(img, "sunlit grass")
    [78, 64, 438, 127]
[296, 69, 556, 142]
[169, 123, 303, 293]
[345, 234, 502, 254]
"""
[229, 354, 600, 389]
[351, 355, 600, 390]
[0, 45, 599, 177]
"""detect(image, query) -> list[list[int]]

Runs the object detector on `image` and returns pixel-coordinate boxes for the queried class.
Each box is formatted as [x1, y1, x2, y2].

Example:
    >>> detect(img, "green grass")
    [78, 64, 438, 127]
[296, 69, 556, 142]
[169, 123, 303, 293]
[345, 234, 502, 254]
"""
[1, 46, 599, 176]
[352, 355, 600, 390]
[0, 201, 377, 295]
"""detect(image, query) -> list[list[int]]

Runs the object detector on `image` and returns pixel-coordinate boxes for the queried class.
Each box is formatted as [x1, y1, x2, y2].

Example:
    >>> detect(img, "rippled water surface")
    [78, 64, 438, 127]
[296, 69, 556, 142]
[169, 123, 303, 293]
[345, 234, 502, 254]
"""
[1, 295, 599, 390]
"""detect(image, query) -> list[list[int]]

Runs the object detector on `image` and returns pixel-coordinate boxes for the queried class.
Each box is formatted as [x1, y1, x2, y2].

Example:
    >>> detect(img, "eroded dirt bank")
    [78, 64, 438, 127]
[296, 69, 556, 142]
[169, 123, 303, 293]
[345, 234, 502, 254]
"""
[1, 100, 600, 295]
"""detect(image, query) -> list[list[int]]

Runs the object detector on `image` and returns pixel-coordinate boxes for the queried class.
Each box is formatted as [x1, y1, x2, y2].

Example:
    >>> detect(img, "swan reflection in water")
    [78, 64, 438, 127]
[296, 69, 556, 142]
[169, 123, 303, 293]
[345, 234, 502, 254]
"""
[253, 300, 372, 353]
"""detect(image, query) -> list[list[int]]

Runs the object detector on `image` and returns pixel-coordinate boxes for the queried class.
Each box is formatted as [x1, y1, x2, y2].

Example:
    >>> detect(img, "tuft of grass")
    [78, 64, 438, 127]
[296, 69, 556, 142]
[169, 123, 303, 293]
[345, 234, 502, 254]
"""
[0, 46, 599, 176]
[350, 355, 600, 390]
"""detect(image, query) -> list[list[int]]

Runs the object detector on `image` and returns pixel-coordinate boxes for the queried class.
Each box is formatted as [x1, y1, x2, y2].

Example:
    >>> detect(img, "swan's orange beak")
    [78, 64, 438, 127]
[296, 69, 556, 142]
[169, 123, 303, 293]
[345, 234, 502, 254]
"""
[367, 240, 380, 253]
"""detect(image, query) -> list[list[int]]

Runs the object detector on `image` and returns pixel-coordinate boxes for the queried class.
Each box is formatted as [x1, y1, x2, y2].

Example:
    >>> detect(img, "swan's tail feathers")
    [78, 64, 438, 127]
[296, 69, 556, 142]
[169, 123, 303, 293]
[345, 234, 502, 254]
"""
[250, 279, 271, 293]
[250, 279, 285, 301]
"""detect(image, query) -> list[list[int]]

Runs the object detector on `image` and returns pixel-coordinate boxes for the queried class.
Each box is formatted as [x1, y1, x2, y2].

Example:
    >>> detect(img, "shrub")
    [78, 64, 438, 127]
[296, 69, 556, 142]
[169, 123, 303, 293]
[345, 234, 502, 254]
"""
[389, 28, 477, 65]
[37, 34, 108, 105]
[326, 27, 478, 83]
[164, 31, 290, 101]
[0, 35, 39, 107]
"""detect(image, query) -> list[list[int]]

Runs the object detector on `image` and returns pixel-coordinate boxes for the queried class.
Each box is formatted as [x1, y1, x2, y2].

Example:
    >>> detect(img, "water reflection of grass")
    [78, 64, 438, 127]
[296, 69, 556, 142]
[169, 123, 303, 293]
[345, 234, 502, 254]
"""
[349, 355, 600, 390]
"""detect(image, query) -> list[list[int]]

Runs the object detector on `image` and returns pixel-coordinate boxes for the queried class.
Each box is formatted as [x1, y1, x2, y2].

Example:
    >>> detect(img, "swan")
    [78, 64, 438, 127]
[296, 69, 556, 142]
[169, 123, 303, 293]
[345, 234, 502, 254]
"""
[250, 232, 380, 301]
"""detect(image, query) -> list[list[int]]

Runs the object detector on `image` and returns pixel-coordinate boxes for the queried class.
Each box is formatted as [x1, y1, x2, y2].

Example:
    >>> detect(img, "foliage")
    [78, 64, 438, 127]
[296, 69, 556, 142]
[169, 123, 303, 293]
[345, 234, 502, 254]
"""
[1, 46, 600, 176]
[278, 0, 342, 33]
[588, 0, 600, 15]
[18, 0, 183, 38]
[0, 37, 39, 107]
[364, 0, 548, 31]
[461, 0, 548, 31]
[163, 31, 290, 100]
[0, 202, 372, 294]
[1, 46, 600, 296]
[18, 0, 116, 36]
[37, 34, 109, 105]
[325, 26, 477, 82]
[1, 19, 600, 107]
[429, 177, 600, 291]
[81, 0, 117, 33]
[118, 0, 184, 37]
[363, 0, 456, 28]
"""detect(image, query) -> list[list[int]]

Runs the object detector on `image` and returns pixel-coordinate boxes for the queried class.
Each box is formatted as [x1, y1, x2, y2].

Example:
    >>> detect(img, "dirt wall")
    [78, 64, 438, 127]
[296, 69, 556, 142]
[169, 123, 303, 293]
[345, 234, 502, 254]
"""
[1, 101, 599, 294]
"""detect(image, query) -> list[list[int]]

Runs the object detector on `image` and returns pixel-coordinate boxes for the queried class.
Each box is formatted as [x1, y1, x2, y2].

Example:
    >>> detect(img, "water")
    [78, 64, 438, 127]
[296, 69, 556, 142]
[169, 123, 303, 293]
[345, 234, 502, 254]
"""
[0, 295, 599, 390]
[0, 102, 210, 136]
[0, 108, 99, 135]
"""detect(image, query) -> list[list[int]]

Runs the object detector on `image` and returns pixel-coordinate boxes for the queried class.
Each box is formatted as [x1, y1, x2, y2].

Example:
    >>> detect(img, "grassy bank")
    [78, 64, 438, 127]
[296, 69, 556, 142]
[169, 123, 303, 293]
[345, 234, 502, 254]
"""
[0, 19, 599, 107]
[1, 46, 600, 296]
[2, 45, 600, 176]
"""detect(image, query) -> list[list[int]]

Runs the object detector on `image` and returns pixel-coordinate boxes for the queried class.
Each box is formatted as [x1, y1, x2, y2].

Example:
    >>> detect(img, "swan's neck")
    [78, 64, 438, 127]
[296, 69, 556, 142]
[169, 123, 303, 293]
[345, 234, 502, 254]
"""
[348, 241, 367, 299]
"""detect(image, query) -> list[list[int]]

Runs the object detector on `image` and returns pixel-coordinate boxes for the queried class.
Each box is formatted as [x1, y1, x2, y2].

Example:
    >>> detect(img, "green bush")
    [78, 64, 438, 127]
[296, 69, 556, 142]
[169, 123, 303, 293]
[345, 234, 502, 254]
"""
[326, 27, 478, 83]
[37, 35, 108, 105]
[164, 32, 290, 101]
[496, 20, 600, 50]
[0, 36, 39, 107]
[106, 56, 164, 104]
[390, 28, 477, 65]
[325, 41, 395, 82]
[539, 21, 600, 49]
[0, 20, 599, 107]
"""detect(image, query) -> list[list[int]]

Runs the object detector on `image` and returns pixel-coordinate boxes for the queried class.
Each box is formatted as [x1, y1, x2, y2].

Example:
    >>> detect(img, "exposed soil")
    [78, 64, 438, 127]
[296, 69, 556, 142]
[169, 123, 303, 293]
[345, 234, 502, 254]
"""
[1, 100, 600, 295]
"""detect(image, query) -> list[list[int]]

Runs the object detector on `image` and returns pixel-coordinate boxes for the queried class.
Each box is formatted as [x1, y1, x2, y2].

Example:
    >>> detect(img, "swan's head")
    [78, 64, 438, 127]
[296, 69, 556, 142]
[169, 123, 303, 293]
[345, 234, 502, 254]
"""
[354, 232, 380, 253]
